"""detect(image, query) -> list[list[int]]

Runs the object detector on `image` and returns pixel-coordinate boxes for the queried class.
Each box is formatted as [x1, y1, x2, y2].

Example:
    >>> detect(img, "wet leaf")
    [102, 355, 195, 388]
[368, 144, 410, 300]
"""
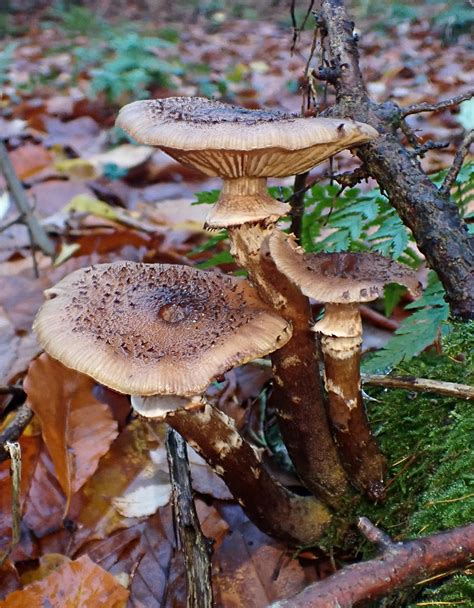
[24, 355, 118, 504]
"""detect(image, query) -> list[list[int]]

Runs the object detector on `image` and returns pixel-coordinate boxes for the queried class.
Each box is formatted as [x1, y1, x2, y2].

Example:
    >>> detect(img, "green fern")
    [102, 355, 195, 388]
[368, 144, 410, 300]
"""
[362, 272, 449, 373]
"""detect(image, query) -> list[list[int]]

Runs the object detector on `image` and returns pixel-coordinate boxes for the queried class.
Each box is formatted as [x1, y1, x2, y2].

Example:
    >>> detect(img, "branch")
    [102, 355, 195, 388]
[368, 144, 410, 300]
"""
[0, 142, 55, 257]
[439, 130, 474, 197]
[0, 404, 33, 463]
[271, 519, 474, 607]
[289, 172, 309, 243]
[318, 0, 474, 318]
[166, 428, 213, 608]
[401, 90, 474, 118]
[361, 374, 474, 401]
[411, 140, 450, 158]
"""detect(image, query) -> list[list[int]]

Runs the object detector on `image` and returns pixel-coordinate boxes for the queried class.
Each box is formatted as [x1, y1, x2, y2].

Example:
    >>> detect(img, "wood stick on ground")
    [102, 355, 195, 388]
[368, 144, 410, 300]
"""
[0, 404, 33, 463]
[166, 427, 213, 608]
[0, 441, 22, 567]
[271, 518, 474, 607]
[361, 374, 474, 401]
[0, 141, 55, 257]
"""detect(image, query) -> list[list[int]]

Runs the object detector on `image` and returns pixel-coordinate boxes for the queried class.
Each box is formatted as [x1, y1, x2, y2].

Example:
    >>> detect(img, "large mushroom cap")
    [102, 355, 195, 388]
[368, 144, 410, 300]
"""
[268, 231, 422, 304]
[116, 97, 378, 178]
[33, 262, 292, 396]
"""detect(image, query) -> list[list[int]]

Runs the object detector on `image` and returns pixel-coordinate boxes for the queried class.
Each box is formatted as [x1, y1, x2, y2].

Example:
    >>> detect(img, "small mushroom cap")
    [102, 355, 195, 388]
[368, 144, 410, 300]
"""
[268, 231, 422, 304]
[116, 97, 378, 178]
[33, 262, 292, 396]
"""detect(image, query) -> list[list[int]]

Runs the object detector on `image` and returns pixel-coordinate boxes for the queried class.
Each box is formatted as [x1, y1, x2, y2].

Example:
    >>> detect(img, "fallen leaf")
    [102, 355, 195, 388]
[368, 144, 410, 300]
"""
[7, 144, 53, 181]
[24, 355, 118, 504]
[69, 419, 161, 553]
[0, 554, 129, 607]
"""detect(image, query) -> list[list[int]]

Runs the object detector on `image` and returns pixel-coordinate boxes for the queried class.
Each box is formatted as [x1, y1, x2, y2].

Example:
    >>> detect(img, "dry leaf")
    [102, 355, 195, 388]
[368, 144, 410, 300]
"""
[0, 554, 129, 607]
[24, 355, 118, 504]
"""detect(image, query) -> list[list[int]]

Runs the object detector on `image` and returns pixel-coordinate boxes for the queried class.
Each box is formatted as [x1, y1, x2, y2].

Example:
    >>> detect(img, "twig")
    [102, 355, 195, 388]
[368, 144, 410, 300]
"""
[289, 172, 309, 243]
[271, 520, 474, 607]
[0, 441, 22, 567]
[412, 140, 450, 158]
[401, 91, 474, 118]
[0, 385, 26, 397]
[361, 374, 474, 401]
[0, 404, 33, 463]
[0, 141, 55, 257]
[440, 130, 474, 197]
[166, 427, 213, 608]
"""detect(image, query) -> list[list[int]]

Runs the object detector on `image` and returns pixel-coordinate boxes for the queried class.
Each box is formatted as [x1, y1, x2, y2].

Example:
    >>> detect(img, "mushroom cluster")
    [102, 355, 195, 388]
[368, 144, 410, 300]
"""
[34, 96, 421, 544]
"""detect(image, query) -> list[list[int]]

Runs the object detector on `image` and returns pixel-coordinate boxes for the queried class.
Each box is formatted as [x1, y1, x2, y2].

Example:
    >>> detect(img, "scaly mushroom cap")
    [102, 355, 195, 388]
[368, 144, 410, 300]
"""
[33, 262, 292, 396]
[268, 231, 422, 304]
[116, 97, 378, 178]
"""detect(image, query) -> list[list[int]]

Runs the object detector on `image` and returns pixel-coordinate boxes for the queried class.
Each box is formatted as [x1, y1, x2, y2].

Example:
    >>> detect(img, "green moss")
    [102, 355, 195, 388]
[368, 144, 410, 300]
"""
[355, 320, 474, 605]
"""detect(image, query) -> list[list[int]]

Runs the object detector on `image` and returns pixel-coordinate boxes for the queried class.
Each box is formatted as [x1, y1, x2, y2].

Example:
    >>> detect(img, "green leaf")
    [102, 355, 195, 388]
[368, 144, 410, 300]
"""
[197, 251, 235, 269]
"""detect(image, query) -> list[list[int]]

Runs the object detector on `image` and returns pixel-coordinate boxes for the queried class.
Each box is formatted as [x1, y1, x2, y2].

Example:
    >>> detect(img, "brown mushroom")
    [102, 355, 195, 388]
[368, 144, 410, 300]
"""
[33, 261, 292, 396]
[116, 97, 380, 506]
[116, 97, 377, 229]
[33, 261, 332, 545]
[268, 231, 422, 500]
[141, 397, 332, 546]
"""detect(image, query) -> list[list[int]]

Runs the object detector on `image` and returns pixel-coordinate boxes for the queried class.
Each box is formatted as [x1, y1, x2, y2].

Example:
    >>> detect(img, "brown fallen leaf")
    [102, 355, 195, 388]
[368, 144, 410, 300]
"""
[6, 143, 53, 181]
[213, 505, 313, 608]
[0, 554, 129, 607]
[24, 355, 118, 505]
[69, 418, 161, 553]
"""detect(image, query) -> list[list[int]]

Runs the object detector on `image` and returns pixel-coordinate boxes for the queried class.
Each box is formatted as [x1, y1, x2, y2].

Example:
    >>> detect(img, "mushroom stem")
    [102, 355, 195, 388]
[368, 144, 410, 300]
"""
[159, 401, 332, 546]
[315, 303, 387, 501]
[228, 223, 350, 508]
[205, 177, 290, 229]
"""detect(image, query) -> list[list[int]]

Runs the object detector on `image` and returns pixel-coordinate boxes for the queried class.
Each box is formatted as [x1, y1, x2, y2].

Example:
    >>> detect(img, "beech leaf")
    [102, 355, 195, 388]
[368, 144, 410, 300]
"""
[0, 554, 129, 607]
[24, 354, 118, 504]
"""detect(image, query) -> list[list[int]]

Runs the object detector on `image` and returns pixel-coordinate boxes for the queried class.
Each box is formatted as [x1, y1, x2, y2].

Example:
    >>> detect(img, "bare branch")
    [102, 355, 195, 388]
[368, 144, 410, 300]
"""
[0, 141, 55, 257]
[412, 140, 450, 158]
[401, 90, 474, 118]
[440, 130, 474, 197]
[289, 172, 309, 243]
[361, 374, 474, 401]
[0, 404, 33, 463]
[271, 521, 474, 607]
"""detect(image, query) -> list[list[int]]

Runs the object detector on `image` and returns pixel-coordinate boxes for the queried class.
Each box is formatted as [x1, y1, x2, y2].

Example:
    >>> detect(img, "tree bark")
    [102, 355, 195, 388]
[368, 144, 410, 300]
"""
[317, 0, 474, 319]
[271, 518, 474, 607]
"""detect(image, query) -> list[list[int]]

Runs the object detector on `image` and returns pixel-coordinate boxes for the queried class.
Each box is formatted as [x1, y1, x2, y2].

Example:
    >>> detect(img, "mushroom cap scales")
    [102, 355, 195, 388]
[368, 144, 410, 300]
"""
[116, 97, 378, 178]
[33, 262, 292, 396]
[268, 232, 422, 304]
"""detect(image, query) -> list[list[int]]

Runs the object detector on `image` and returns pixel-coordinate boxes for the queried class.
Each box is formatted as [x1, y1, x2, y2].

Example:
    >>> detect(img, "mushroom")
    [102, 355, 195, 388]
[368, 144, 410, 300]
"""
[116, 97, 377, 229]
[139, 396, 332, 545]
[117, 96, 379, 506]
[33, 261, 331, 545]
[33, 261, 291, 396]
[268, 231, 422, 500]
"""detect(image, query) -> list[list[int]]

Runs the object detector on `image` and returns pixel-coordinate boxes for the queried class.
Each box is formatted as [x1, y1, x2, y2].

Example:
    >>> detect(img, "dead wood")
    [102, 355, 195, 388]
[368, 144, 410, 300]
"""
[315, 0, 474, 319]
[271, 517, 474, 607]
